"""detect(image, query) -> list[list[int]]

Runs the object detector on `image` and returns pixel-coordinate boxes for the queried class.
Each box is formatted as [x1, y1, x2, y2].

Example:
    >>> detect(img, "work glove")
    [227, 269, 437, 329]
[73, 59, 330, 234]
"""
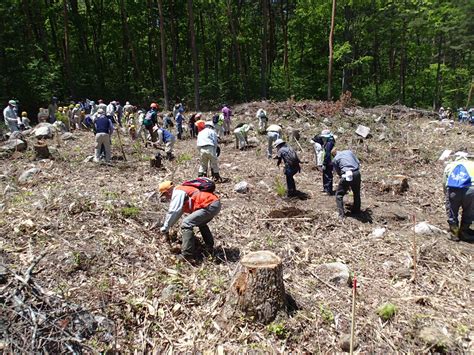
[160, 226, 168, 234]
[321, 165, 326, 171]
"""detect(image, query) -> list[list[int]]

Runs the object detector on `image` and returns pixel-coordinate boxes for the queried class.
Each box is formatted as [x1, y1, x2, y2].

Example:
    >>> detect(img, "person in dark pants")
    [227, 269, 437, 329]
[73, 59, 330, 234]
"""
[332, 150, 361, 218]
[274, 139, 301, 197]
[311, 129, 336, 195]
[443, 156, 474, 241]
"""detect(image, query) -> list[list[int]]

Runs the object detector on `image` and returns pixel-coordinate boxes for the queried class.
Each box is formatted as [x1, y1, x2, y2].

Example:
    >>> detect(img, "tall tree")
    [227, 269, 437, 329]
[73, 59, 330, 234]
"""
[328, 0, 336, 100]
[157, 0, 169, 109]
[187, 0, 200, 110]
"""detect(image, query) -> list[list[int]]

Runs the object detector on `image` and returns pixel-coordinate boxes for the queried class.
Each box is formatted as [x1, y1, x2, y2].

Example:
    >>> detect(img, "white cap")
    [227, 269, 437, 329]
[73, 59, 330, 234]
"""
[321, 129, 331, 137]
[8, 100, 16, 106]
[273, 138, 285, 147]
[205, 121, 214, 128]
[97, 108, 105, 114]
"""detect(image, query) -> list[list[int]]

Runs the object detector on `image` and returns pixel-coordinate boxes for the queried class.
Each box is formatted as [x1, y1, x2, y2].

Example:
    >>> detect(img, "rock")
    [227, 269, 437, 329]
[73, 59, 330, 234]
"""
[337, 127, 345, 134]
[18, 168, 40, 184]
[418, 326, 450, 351]
[83, 155, 94, 163]
[61, 132, 75, 140]
[0, 174, 8, 181]
[370, 227, 387, 238]
[33, 123, 53, 139]
[355, 124, 371, 138]
[9, 131, 26, 141]
[438, 149, 452, 161]
[53, 121, 67, 133]
[381, 174, 409, 194]
[0, 139, 27, 153]
[234, 181, 249, 193]
[339, 333, 358, 352]
[314, 262, 350, 287]
[378, 132, 387, 141]
[303, 122, 311, 130]
[247, 137, 259, 145]
[413, 222, 445, 236]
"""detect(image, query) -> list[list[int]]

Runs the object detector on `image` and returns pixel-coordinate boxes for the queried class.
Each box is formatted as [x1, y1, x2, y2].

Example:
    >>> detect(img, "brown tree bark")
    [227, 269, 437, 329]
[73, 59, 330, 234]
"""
[62, 0, 73, 96]
[158, 0, 169, 110]
[260, 0, 269, 99]
[328, 0, 336, 100]
[119, 0, 141, 82]
[433, 33, 443, 110]
[187, 0, 200, 110]
[227, 251, 286, 324]
[281, 0, 291, 94]
[226, 0, 246, 96]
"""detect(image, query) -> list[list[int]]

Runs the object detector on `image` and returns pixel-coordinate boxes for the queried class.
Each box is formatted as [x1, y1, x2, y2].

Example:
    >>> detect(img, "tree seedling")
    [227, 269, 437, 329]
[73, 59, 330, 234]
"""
[377, 302, 397, 321]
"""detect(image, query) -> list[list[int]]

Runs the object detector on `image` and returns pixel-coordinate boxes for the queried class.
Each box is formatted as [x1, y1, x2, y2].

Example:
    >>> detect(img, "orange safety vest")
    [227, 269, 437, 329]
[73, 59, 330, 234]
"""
[175, 185, 219, 213]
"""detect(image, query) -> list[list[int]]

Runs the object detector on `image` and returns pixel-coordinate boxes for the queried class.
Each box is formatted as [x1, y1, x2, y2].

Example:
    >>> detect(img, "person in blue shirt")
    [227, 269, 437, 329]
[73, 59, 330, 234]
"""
[311, 129, 336, 195]
[93, 108, 114, 163]
[176, 111, 185, 140]
[332, 150, 361, 219]
[443, 155, 474, 241]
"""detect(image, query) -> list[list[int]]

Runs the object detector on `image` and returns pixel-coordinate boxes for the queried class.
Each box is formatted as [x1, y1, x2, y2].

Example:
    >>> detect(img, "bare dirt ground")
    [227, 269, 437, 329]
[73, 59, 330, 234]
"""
[1, 99, 473, 353]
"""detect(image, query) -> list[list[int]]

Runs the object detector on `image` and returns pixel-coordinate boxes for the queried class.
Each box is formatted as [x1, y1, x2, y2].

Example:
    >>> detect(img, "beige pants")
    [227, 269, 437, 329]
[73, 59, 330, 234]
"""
[95, 133, 111, 162]
[199, 145, 219, 175]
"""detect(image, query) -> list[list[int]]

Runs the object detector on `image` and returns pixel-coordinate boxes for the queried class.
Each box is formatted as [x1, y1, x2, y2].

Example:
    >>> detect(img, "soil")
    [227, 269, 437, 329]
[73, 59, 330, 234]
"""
[1, 99, 473, 353]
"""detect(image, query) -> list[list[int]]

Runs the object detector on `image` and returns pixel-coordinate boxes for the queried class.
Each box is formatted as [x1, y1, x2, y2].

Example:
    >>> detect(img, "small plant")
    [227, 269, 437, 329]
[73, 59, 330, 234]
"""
[377, 302, 397, 321]
[319, 304, 335, 324]
[176, 153, 192, 164]
[121, 206, 140, 218]
[274, 177, 286, 197]
[267, 322, 287, 338]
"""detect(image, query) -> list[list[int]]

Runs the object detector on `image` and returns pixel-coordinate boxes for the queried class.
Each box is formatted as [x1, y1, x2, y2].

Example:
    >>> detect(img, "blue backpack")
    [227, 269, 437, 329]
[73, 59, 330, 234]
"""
[447, 163, 472, 188]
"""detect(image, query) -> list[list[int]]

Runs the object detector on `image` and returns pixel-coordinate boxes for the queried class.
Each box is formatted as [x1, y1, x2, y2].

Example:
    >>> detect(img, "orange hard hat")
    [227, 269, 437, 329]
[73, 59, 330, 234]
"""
[150, 102, 159, 109]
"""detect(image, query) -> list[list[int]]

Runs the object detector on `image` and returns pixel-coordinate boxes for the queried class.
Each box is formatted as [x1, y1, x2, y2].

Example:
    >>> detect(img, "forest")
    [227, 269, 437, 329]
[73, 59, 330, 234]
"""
[0, 0, 473, 113]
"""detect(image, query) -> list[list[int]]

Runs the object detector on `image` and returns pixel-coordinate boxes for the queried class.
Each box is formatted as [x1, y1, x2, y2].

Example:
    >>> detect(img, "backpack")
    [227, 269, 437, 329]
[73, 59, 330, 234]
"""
[182, 177, 216, 193]
[447, 163, 472, 188]
[143, 111, 154, 127]
[212, 114, 219, 124]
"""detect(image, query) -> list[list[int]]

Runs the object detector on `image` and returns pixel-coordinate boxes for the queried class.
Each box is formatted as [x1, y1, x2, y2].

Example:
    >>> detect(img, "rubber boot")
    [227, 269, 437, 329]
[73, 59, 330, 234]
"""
[181, 229, 196, 259]
[198, 172, 207, 177]
[199, 225, 214, 256]
[166, 152, 174, 161]
[459, 223, 473, 241]
[212, 172, 222, 182]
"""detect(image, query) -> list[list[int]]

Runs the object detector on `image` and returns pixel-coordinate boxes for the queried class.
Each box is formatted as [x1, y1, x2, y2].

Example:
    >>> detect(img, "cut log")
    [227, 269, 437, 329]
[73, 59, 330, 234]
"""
[227, 250, 286, 323]
[34, 141, 50, 159]
[381, 174, 409, 194]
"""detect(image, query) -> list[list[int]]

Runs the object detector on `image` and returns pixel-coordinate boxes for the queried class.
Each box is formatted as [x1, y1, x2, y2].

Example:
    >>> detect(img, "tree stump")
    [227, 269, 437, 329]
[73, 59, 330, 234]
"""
[227, 250, 286, 324]
[34, 141, 50, 159]
[381, 174, 409, 194]
[150, 154, 162, 168]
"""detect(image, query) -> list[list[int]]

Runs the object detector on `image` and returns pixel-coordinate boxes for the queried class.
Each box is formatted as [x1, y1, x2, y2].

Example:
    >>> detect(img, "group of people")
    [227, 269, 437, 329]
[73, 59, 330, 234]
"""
[3, 97, 473, 264]
[439, 106, 474, 123]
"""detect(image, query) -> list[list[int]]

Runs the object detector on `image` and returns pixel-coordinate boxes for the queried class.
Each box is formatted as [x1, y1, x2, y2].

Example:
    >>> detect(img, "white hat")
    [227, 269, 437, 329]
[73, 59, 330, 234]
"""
[205, 121, 214, 128]
[273, 138, 285, 148]
[8, 100, 16, 106]
[97, 108, 105, 114]
[321, 129, 331, 137]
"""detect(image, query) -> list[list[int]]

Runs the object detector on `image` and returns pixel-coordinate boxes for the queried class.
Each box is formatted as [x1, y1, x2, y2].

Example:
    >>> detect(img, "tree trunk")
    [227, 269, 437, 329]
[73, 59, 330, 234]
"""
[158, 0, 169, 110]
[62, 0, 73, 96]
[328, 0, 336, 100]
[433, 33, 443, 110]
[260, 0, 269, 99]
[187, 0, 200, 110]
[227, 251, 286, 324]
[169, 0, 178, 90]
[227, 0, 246, 97]
[281, 0, 291, 94]
[119, 0, 141, 83]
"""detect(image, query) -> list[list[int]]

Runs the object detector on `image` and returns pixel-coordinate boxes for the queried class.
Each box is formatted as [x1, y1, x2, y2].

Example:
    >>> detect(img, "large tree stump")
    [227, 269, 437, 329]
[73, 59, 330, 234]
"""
[381, 174, 409, 194]
[34, 141, 50, 159]
[227, 250, 286, 324]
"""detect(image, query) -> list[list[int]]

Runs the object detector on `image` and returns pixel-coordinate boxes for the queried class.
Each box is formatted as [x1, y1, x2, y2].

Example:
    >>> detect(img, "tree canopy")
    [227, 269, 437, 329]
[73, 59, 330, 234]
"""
[0, 0, 472, 113]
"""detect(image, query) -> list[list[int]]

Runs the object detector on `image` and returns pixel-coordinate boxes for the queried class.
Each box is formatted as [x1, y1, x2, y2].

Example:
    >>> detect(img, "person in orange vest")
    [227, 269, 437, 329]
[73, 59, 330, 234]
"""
[195, 113, 206, 133]
[159, 180, 221, 263]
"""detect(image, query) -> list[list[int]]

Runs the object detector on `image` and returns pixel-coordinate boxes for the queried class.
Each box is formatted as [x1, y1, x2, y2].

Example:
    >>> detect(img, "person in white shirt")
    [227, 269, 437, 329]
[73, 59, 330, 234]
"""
[197, 121, 221, 181]
[256, 108, 268, 131]
[266, 124, 282, 158]
[3, 100, 19, 132]
[234, 123, 253, 150]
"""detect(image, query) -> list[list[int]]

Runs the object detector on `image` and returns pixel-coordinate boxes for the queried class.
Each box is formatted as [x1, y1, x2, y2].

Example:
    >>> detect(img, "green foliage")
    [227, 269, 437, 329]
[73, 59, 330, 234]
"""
[274, 177, 286, 197]
[377, 302, 397, 321]
[176, 153, 192, 164]
[267, 322, 288, 339]
[0, 0, 472, 110]
[120, 206, 140, 218]
[319, 304, 335, 324]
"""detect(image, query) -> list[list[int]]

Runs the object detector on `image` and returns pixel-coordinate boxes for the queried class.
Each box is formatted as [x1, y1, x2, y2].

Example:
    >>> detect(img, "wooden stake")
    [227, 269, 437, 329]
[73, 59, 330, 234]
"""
[412, 214, 417, 283]
[115, 124, 127, 161]
[349, 274, 357, 355]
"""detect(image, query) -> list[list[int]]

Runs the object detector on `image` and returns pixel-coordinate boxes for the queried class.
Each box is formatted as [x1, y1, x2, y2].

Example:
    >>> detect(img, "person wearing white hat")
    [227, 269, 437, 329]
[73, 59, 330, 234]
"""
[197, 121, 221, 180]
[256, 108, 268, 131]
[332, 150, 361, 219]
[274, 139, 301, 197]
[93, 108, 114, 163]
[311, 129, 336, 195]
[156, 126, 176, 160]
[3, 100, 19, 132]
